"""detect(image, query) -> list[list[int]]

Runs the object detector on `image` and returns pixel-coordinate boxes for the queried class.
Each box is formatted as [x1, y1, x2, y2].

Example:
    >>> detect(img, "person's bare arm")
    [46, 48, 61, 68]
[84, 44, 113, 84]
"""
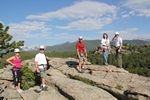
[119, 43, 123, 52]
[84, 48, 87, 57]
[76, 49, 80, 58]
[118, 38, 123, 52]
[35, 61, 40, 72]
[112, 35, 116, 41]
[6, 56, 15, 66]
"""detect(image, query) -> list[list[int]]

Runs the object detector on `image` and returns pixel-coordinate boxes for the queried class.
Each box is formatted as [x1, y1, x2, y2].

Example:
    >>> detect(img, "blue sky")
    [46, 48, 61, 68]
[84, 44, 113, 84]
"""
[0, 0, 150, 47]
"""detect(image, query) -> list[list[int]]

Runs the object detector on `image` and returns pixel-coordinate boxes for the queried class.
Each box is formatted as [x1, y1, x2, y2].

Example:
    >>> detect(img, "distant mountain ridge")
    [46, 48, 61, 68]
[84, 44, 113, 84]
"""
[46, 39, 149, 52]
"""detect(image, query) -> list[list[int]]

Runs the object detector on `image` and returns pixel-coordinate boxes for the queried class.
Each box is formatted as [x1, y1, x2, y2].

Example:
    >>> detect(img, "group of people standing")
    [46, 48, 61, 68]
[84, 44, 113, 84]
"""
[6, 31, 123, 93]
[76, 32, 123, 72]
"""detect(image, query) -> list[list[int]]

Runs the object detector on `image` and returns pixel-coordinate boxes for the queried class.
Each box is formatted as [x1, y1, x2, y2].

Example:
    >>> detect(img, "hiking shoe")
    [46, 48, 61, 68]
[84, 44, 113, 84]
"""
[42, 86, 48, 91]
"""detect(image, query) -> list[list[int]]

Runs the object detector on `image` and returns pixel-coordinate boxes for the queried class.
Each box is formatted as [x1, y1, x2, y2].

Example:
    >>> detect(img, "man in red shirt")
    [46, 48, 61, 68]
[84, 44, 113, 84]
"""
[76, 36, 88, 72]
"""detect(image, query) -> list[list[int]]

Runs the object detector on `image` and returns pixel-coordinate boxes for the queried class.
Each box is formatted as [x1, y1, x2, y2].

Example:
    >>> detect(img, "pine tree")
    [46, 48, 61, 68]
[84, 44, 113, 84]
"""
[0, 22, 24, 61]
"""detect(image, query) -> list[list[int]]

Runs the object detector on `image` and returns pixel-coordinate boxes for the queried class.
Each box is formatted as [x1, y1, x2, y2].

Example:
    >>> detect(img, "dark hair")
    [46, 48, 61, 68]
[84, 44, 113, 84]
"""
[103, 33, 108, 39]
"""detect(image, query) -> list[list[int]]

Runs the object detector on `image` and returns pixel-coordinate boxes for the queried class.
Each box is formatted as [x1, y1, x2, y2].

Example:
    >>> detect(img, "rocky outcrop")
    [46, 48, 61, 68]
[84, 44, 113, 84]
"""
[0, 57, 150, 100]
[46, 68, 117, 100]
[47, 57, 150, 100]
[0, 66, 13, 81]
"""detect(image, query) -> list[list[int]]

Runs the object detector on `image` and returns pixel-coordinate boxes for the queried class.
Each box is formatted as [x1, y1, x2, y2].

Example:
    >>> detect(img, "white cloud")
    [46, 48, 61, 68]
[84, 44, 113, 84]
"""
[122, 0, 150, 17]
[121, 11, 135, 18]
[54, 33, 78, 40]
[101, 28, 150, 40]
[27, 1, 117, 30]
[27, 1, 117, 20]
[58, 17, 113, 30]
[9, 21, 51, 40]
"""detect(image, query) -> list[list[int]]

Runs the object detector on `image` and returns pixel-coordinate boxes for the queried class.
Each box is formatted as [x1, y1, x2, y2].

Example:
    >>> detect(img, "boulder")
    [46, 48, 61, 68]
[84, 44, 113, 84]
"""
[22, 59, 35, 72]
[20, 86, 39, 100]
[0, 69, 13, 81]
[46, 68, 117, 100]
[1, 88, 22, 100]
[37, 86, 67, 100]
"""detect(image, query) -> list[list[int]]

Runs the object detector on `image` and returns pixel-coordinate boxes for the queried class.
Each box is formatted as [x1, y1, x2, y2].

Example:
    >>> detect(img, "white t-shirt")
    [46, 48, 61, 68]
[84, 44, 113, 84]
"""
[35, 53, 47, 65]
[113, 37, 122, 47]
[101, 38, 110, 47]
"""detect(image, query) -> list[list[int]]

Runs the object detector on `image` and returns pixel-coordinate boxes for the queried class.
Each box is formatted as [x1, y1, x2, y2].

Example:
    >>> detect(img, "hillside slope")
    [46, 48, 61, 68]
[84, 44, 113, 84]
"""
[46, 40, 149, 52]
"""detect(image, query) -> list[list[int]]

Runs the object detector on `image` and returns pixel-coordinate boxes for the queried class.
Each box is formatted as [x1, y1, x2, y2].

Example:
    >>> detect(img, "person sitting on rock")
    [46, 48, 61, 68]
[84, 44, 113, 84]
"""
[7, 48, 23, 93]
[76, 36, 90, 72]
[35, 45, 48, 91]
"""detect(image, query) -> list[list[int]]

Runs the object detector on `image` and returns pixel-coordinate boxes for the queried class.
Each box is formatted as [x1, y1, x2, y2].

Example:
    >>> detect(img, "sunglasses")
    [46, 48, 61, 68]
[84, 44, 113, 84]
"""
[39, 49, 44, 50]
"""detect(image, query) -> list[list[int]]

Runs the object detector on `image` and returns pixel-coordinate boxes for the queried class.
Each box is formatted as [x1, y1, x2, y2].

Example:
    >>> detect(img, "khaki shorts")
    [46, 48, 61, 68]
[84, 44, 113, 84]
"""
[79, 54, 86, 62]
[39, 70, 47, 78]
[39, 65, 47, 78]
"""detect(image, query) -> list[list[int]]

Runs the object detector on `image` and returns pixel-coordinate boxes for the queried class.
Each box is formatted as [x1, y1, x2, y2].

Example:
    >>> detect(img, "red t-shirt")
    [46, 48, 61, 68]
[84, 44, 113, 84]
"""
[76, 41, 85, 53]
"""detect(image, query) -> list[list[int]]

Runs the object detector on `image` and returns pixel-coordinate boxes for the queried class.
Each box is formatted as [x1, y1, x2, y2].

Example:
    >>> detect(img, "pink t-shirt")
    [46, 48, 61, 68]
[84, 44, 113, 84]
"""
[12, 56, 22, 70]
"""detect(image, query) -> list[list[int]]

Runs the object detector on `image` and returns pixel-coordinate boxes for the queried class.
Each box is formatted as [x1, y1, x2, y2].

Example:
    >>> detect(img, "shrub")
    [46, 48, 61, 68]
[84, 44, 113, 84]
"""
[21, 63, 35, 90]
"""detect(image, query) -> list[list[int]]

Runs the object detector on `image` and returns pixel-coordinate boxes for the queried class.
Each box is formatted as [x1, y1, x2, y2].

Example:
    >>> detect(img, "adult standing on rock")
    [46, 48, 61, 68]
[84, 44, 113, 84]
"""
[76, 36, 88, 72]
[6, 48, 23, 93]
[112, 32, 123, 68]
[101, 33, 111, 65]
[35, 45, 48, 91]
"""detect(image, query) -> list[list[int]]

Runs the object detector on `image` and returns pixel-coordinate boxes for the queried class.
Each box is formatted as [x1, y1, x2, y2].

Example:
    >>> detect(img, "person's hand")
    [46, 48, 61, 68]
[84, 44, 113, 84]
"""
[77, 55, 80, 59]
[118, 49, 121, 53]
[85, 54, 88, 58]
[36, 68, 40, 73]
[12, 64, 15, 66]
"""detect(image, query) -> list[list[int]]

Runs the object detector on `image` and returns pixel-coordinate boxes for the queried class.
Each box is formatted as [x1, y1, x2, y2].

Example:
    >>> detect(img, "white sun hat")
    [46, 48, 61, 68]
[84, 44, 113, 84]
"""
[39, 45, 44, 49]
[14, 48, 20, 53]
[115, 32, 120, 35]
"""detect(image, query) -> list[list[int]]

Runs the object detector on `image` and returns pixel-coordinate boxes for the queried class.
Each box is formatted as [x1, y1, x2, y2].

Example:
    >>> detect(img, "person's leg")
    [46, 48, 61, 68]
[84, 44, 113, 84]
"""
[17, 70, 21, 90]
[78, 56, 83, 70]
[40, 70, 47, 89]
[79, 60, 84, 71]
[40, 69, 48, 91]
[103, 51, 108, 65]
[13, 70, 19, 90]
[118, 53, 122, 68]
[13, 70, 23, 92]
[42, 78, 46, 87]
[105, 50, 109, 65]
